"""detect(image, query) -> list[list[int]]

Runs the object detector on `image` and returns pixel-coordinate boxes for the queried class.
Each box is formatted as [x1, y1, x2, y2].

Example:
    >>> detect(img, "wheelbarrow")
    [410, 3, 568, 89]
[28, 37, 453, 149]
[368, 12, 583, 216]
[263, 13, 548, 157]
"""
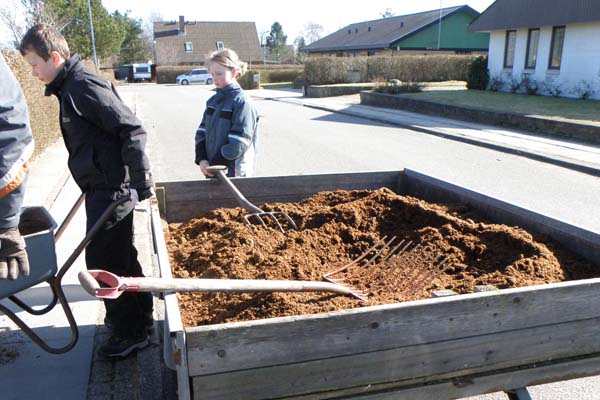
[0, 194, 129, 354]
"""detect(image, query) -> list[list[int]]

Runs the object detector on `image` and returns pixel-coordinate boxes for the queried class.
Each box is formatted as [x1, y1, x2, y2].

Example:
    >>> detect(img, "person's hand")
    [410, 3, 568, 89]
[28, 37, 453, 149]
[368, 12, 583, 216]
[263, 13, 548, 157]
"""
[0, 227, 29, 280]
[199, 160, 211, 177]
[129, 188, 139, 207]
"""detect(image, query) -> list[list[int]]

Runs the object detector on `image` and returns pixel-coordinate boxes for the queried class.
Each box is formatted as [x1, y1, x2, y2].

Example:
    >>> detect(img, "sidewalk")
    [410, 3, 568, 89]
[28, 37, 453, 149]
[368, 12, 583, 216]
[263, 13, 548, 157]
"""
[249, 88, 600, 176]
[0, 143, 175, 398]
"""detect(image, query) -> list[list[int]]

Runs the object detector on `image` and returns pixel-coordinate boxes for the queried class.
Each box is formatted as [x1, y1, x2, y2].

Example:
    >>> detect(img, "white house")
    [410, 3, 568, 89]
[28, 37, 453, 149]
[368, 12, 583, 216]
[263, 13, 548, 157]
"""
[469, 0, 600, 99]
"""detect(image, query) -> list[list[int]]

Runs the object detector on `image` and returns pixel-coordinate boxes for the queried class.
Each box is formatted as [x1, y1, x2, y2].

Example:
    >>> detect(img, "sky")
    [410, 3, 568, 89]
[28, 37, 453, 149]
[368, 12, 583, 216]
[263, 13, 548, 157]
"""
[0, 0, 496, 48]
[100, 0, 496, 43]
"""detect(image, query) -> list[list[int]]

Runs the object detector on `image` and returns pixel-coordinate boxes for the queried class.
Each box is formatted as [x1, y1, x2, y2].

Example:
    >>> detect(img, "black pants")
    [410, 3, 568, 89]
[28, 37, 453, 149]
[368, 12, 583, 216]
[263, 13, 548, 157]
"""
[84, 189, 153, 338]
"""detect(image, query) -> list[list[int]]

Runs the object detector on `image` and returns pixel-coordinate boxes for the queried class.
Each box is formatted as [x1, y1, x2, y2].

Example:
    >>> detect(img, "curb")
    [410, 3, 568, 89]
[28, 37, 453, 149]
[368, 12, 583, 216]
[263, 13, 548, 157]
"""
[302, 103, 600, 178]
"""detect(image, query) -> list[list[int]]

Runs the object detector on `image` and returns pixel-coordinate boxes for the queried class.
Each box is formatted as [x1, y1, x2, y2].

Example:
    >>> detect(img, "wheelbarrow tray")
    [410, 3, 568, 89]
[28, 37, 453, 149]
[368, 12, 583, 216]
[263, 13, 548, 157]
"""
[151, 169, 600, 400]
[0, 207, 57, 299]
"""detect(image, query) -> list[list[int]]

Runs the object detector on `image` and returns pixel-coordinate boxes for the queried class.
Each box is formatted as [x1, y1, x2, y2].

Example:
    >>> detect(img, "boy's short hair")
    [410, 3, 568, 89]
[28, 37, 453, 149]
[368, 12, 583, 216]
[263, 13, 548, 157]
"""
[19, 24, 70, 61]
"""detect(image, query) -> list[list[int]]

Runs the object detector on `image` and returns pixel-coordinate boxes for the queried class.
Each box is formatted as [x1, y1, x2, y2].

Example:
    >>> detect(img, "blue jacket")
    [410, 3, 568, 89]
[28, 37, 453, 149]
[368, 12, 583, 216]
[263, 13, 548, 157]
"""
[0, 53, 34, 229]
[194, 83, 258, 176]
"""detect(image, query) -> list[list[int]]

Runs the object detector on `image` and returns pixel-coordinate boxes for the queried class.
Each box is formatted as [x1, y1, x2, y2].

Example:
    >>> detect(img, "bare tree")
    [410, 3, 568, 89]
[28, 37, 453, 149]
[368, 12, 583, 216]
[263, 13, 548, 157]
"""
[0, 3, 24, 48]
[380, 8, 395, 18]
[302, 22, 323, 45]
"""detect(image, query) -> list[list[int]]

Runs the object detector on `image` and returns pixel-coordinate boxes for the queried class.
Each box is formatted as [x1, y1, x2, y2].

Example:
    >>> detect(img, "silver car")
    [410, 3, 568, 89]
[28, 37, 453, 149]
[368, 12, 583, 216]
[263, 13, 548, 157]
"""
[176, 68, 213, 85]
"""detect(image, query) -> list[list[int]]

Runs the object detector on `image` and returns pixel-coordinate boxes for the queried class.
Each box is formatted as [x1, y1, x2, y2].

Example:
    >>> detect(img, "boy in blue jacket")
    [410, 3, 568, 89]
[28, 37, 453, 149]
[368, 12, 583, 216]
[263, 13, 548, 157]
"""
[195, 48, 259, 178]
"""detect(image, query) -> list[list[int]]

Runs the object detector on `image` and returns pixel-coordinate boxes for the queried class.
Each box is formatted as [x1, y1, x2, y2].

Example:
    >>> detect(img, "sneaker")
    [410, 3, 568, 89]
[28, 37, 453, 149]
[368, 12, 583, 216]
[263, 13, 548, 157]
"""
[104, 315, 154, 334]
[97, 334, 149, 358]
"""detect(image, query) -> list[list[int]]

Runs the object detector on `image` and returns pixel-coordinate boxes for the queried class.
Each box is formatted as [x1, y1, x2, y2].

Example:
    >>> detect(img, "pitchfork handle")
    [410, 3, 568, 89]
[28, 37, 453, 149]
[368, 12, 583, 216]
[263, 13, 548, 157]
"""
[207, 165, 263, 214]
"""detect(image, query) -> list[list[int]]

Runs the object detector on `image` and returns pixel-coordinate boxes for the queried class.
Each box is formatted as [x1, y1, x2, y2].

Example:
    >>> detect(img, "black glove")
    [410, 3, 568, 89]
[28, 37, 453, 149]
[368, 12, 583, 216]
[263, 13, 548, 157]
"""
[0, 227, 29, 280]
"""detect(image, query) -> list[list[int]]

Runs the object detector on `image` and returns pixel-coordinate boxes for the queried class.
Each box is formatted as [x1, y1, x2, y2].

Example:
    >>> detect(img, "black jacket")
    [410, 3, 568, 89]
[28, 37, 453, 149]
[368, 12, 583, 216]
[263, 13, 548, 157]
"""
[45, 55, 153, 197]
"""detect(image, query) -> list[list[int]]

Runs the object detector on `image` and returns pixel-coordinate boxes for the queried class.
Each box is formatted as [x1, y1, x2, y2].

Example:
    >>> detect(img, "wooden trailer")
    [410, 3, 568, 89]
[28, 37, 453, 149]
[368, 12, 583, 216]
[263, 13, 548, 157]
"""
[151, 169, 600, 400]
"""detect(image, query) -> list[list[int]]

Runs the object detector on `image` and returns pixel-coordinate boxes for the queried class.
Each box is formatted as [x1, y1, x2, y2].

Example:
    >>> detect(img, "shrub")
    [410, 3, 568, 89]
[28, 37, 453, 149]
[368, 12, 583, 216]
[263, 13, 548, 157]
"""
[509, 78, 522, 93]
[542, 77, 563, 97]
[266, 69, 303, 83]
[466, 56, 488, 90]
[156, 66, 202, 84]
[573, 80, 595, 100]
[521, 74, 538, 95]
[238, 70, 260, 90]
[488, 75, 503, 91]
[304, 57, 368, 85]
[374, 80, 424, 94]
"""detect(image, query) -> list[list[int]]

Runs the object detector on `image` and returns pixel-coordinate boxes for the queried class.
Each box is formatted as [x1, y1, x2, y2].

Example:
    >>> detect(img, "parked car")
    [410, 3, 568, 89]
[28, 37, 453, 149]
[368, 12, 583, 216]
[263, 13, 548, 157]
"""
[176, 69, 213, 85]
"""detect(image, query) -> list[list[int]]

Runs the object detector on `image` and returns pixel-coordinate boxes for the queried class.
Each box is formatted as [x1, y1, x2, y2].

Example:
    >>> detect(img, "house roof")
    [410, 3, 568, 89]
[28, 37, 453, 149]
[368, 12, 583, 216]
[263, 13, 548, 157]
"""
[303, 5, 478, 52]
[469, 0, 600, 31]
[153, 20, 263, 62]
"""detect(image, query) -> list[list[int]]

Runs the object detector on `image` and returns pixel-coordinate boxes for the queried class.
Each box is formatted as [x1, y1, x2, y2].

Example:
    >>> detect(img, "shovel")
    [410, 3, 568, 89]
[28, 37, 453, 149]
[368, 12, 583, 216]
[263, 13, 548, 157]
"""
[206, 165, 298, 232]
[78, 270, 367, 301]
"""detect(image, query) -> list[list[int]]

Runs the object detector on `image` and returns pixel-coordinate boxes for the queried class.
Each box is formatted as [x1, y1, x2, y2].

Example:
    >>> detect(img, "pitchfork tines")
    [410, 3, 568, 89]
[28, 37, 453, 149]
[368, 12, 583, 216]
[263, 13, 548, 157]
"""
[207, 165, 298, 233]
[323, 236, 451, 301]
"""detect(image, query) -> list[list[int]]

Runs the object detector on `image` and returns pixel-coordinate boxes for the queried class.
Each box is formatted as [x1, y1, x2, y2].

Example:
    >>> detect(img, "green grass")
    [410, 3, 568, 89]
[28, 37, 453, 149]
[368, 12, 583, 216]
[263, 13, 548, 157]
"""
[260, 82, 293, 89]
[401, 90, 600, 123]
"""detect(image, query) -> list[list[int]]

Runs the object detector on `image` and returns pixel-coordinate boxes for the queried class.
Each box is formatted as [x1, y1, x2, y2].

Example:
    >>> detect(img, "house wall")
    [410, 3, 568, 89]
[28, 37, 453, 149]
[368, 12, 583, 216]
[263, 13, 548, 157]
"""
[487, 22, 600, 99]
[394, 11, 489, 50]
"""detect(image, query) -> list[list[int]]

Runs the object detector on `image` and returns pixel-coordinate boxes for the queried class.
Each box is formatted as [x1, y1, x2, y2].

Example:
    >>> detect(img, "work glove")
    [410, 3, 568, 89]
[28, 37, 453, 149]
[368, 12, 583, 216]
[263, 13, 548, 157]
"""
[0, 227, 29, 280]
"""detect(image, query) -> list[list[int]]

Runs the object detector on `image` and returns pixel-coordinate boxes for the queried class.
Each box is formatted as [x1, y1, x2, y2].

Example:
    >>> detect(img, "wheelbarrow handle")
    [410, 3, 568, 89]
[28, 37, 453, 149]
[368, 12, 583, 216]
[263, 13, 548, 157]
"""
[205, 165, 263, 214]
[78, 270, 367, 301]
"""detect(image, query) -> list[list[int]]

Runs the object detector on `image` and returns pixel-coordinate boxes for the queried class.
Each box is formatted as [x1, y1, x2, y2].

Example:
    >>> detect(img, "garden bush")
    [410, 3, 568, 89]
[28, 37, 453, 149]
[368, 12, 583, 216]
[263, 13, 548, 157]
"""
[466, 56, 488, 90]
[304, 55, 474, 86]
[265, 69, 303, 83]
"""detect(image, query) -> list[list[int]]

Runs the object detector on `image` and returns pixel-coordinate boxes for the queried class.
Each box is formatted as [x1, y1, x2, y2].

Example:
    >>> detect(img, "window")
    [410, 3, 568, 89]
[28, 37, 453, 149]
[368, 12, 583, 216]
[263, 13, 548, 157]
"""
[184, 42, 193, 52]
[525, 28, 539, 69]
[548, 26, 565, 69]
[216, 41, 224, 50]
[503, 30, 516, 68]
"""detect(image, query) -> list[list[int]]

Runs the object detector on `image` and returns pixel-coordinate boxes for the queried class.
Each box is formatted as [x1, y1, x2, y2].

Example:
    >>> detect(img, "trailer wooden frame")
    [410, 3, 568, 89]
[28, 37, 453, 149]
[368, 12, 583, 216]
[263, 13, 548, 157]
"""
[151, 169, 600, 400]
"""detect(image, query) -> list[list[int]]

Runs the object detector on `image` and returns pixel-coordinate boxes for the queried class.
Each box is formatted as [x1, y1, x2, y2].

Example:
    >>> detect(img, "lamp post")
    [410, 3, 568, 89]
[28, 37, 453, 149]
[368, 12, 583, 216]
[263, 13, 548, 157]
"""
[87, 0, 98, 68]
[437, 0, 443, 50]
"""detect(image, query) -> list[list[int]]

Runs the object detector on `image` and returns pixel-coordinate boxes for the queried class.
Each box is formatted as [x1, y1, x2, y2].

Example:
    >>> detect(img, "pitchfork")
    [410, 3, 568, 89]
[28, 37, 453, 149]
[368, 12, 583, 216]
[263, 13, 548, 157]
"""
[206, 165, 298, 233]
[324, 236, 452, 301]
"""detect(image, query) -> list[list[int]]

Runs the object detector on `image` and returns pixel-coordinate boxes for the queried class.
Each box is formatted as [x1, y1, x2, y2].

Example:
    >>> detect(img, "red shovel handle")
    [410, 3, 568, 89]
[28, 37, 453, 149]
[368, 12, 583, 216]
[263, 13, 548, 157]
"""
[78, 270, 140, 299]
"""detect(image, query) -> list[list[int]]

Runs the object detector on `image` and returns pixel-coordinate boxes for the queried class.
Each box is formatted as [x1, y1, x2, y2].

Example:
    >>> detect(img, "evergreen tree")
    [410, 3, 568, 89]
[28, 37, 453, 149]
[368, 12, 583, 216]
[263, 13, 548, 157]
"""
[113, 12, 151, 65]
[44, 0, 124, 60]
[294, 35, 306, 64]
[265, 21, 287, 63]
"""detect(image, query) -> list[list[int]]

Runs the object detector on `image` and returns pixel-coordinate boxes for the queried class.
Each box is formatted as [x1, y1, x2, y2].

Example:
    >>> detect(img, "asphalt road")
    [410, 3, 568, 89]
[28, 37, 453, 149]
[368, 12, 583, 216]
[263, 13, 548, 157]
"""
[126, 83, 599, 234]
[120, 83, 600, 400]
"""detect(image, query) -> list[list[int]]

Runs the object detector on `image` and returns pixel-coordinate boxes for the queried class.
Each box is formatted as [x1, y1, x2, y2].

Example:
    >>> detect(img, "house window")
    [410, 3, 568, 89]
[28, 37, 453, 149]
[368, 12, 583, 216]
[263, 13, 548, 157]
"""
[503, 30, 516, 68]
[184, 42, 193, 52]
[216, 41, 224, 50]
[525, 28, 539, 69]
[548, 26, 565, 69]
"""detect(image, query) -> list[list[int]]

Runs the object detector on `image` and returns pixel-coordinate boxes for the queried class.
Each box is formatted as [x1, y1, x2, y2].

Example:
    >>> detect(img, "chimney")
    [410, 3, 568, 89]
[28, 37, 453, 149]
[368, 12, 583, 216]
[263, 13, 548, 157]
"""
[179, 16, 185, 35]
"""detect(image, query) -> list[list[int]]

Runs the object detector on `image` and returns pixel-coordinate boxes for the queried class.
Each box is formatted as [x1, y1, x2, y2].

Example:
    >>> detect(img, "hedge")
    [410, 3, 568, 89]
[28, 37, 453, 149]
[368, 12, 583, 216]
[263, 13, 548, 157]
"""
[304, 55, 476, 85]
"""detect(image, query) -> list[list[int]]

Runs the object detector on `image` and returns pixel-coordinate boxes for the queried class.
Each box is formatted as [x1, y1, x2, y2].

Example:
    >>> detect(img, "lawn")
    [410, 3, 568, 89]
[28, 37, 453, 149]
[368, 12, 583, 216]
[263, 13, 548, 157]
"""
[401, 90, 600, 123]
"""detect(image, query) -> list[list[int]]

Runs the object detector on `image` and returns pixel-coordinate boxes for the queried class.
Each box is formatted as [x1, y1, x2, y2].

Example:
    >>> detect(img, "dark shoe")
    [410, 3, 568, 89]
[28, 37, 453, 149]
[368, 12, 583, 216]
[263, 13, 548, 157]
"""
[104, 314, 154, 334]
[97, 333, 149, 358]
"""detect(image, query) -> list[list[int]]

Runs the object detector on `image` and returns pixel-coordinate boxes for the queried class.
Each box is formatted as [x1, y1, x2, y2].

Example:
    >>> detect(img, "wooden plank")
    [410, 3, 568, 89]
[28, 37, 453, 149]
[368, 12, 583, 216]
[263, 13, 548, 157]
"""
[157, 170, 402, 222]
[186, 278, 600, 375]
[191, 318, 600, 400]
[276, 355, 600, 400]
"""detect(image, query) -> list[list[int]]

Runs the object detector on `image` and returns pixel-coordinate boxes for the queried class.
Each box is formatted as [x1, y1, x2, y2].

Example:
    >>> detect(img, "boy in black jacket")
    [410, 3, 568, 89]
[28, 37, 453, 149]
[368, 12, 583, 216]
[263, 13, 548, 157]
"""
[20, 24, 154, 358]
